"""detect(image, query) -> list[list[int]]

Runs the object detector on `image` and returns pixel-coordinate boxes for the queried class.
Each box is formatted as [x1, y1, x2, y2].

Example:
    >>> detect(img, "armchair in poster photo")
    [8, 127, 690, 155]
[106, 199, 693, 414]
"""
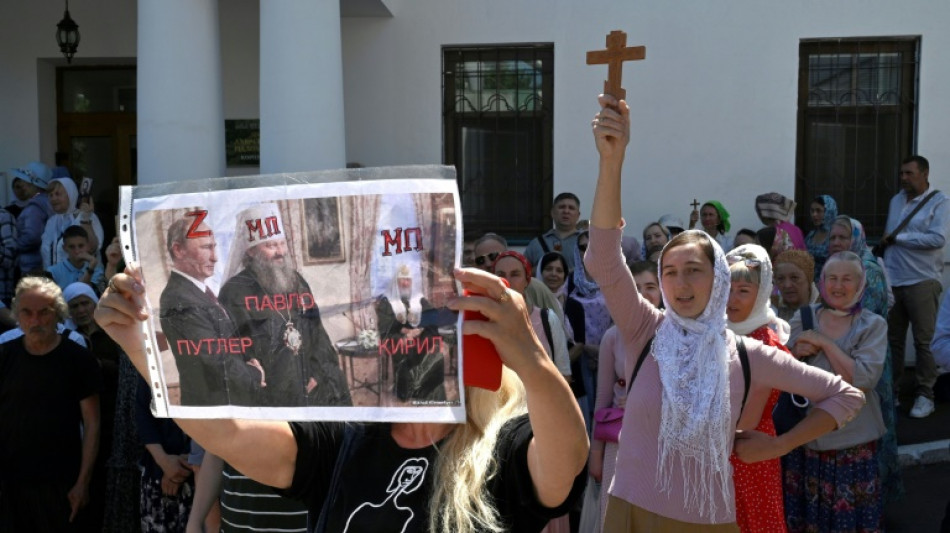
[117, 168, 464, 422]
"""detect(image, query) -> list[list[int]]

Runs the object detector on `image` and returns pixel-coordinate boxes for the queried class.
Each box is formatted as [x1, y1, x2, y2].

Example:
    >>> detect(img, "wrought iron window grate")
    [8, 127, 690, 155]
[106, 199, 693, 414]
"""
[443, 44, 554, 242]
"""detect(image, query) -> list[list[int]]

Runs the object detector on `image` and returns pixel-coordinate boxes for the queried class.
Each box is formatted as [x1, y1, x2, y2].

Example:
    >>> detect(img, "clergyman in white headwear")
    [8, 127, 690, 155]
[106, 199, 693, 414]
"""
[218, 202, 351, 408]
[375, 263, 446, 403]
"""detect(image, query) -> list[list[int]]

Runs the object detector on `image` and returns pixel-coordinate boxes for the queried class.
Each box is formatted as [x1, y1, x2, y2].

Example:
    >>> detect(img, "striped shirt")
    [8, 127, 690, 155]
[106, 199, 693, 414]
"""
[220, 463, 309, 532]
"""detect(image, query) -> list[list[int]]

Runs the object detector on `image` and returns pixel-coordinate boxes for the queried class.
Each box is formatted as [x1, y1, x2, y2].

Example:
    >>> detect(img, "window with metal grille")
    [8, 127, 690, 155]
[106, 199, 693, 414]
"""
[442, 44, 554, 242]
[795, 38, 919, 240]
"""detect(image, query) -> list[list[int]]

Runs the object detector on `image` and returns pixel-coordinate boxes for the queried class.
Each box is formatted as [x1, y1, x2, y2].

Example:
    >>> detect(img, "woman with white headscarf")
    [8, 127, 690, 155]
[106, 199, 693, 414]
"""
[724, 244, 791, 533]
[588, 93, 864, 531]
[41, 177, 103, 268]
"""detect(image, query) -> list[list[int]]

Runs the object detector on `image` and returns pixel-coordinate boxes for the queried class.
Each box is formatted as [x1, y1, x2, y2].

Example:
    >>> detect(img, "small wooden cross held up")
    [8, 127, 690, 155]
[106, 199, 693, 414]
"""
[586, 30, 645, 100]
[691, 199, 700, 210]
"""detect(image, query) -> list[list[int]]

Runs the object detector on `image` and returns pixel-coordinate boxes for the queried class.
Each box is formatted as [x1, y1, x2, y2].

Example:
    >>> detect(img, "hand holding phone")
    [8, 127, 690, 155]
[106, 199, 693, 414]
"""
[461, 278, 509, 391]
[77, 177, 93, 209]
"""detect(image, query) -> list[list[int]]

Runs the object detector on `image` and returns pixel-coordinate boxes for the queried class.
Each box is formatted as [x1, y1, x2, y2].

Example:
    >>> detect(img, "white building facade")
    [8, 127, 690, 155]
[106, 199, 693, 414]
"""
[2, 0, 949, 242]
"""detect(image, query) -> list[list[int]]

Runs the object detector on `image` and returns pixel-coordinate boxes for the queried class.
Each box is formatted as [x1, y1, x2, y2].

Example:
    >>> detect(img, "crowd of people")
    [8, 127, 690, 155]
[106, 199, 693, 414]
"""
[2, 89, 950, 533]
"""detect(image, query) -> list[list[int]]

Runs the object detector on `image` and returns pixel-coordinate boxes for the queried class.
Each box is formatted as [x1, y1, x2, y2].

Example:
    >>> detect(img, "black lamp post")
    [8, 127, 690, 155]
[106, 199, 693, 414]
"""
[56, 0, 80, 63]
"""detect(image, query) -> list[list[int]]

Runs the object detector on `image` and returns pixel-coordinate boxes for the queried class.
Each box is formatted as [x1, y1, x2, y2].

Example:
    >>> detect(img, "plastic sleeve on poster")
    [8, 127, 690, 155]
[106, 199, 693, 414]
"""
[118, 186, 170, 417]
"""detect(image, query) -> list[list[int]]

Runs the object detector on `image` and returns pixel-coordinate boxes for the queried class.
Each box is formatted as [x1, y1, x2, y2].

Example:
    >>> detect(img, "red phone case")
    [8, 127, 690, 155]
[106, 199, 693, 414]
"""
[460, 280, 508, 391]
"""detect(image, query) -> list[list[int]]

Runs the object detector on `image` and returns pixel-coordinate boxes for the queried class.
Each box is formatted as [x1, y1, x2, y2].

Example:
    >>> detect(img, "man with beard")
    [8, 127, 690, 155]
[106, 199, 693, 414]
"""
[219, 203, 351, 408]
[375, 263, 445, 403]
[160, 210, 265, 406]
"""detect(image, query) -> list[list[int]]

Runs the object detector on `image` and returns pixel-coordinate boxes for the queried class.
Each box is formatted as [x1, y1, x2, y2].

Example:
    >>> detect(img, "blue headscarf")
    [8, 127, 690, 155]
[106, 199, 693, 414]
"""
[816, 195, 838, 233]
[805, 195, 839, 281]
[571, 231, 600, 298]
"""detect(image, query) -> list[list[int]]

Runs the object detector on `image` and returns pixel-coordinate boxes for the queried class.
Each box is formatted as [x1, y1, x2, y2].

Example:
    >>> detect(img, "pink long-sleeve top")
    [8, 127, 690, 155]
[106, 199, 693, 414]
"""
[585, 225, 865, 524]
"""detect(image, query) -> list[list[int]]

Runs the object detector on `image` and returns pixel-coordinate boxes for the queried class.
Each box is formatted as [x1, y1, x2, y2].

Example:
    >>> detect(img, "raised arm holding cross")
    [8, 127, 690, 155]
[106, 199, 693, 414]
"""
[586, 30, 645, 100]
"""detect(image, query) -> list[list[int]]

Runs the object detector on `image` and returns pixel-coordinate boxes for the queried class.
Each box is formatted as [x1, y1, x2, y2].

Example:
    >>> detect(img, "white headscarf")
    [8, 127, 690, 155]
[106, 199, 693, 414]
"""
[43, 178, 79, 243]
[653, 230, 734, 520]
[388, 263, 423, 327]
[63, 282, 99, 305]
[726, 243, 791, 343]
[42, 177, 105, 267]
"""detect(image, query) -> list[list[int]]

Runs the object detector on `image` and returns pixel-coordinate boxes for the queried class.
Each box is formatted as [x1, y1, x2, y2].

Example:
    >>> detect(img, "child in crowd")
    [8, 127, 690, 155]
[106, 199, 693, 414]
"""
[47, 225, 104, 292]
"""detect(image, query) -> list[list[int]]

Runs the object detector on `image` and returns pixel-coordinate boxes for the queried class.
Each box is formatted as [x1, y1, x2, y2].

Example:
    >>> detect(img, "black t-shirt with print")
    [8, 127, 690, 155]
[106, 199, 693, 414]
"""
[281, 414, 585, 533]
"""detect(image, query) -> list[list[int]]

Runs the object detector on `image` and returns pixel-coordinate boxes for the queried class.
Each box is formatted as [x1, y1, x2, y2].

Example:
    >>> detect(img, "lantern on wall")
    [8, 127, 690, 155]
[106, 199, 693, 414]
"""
[56, 0, 80, 63]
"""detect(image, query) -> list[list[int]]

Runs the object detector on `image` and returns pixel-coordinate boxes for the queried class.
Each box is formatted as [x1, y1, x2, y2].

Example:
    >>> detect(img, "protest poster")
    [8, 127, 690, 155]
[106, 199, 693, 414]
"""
[118, 166, 464, 422]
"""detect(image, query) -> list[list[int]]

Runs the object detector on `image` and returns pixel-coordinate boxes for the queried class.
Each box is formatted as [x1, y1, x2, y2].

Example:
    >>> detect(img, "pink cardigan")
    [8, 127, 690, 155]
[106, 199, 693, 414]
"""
[585, 226, 865, 524]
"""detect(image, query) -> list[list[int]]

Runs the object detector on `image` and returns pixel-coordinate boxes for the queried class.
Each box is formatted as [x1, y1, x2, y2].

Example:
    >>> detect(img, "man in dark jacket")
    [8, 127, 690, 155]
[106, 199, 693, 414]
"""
[160, 209, 264, 406]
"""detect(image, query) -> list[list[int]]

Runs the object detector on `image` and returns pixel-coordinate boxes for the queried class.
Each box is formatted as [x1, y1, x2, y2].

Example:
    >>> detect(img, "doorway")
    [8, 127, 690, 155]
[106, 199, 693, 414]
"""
[56, 66, 137, 248]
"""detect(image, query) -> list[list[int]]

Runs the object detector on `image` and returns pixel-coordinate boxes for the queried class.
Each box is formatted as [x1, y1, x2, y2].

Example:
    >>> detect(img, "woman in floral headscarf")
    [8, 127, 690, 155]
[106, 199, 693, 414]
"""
[783, 251, 888, 532]
[564, 230, 613, 426]
[828, 216, 903, 503]
[804, 195, 838, 280]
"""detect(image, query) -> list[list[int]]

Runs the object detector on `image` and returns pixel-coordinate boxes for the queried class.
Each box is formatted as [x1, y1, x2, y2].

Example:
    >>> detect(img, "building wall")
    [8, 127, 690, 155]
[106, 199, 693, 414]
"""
[339, 0, 950, 236]
[2, 0, 949, 237]
[0, 0, 137, 203]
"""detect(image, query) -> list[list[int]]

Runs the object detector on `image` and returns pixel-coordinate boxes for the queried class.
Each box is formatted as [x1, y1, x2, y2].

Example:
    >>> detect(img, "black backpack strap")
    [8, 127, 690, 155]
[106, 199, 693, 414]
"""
[537, 234, 551, 254]
[799, 305, 814, 331]
[627, 338, 654, 394]
[539, 308, 555, 357]
[737, 337, 751, 415]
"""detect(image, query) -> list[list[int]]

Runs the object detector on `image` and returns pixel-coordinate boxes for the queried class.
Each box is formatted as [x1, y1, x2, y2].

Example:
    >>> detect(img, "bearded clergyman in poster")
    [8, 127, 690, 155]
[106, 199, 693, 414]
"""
[123, 167, 463, 422]
[218, 203, 351, 408]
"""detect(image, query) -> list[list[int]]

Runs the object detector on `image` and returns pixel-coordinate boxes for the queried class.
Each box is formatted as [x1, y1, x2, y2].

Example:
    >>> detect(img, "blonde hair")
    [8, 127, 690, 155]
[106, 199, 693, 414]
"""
[428, 366, 528, 532]
[728, 255, 762, 286]
[13, 276, 69, 322]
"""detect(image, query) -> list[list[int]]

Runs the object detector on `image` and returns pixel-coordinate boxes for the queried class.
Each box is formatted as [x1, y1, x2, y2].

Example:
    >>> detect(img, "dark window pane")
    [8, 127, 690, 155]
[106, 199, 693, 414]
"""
[797, 39, 918, 239]
[61, 68, 137, 113]
[443, 45, 553, 241]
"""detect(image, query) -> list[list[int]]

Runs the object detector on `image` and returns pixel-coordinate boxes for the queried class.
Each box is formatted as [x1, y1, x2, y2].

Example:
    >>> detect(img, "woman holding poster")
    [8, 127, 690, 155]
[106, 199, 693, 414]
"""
[96, 265, 588, 533]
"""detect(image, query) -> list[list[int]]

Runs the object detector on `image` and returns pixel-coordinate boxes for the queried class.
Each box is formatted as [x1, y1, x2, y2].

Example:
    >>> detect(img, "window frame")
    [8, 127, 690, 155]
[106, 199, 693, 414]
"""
[442, 44, 554, 242]
[795, 37, 920, 240]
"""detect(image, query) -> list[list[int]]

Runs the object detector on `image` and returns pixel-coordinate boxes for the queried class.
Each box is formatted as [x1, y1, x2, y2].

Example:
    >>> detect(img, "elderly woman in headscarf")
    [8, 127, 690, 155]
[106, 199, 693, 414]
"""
[589, 93, 863, 531]
[804, 195, 838, 280]
[827, 215, 902, 503]
[755, 192, 806, 251]
[724, 244, 791, 533]
[690, 200, 734, 251]
[565, 230, 613, 424]
[41, 177, 104, 268]
[772, 250, 820, 321]
[782, 251, 888, 532]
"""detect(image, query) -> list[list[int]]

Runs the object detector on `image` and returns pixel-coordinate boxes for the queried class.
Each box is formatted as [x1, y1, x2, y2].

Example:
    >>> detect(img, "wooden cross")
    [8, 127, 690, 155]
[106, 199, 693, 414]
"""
[586, 30, 646, 100]
[691, 199, 700, 210]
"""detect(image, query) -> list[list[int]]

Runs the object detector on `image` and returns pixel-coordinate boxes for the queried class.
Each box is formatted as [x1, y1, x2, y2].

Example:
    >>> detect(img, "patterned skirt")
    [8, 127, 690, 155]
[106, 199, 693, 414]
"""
[139, 466, 194, 533]
[782, 441, 882, 533]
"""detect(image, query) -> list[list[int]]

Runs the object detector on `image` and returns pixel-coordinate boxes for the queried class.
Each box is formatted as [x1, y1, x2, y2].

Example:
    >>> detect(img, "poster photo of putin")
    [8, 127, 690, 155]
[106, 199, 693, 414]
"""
[124, 168, 463, 422]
